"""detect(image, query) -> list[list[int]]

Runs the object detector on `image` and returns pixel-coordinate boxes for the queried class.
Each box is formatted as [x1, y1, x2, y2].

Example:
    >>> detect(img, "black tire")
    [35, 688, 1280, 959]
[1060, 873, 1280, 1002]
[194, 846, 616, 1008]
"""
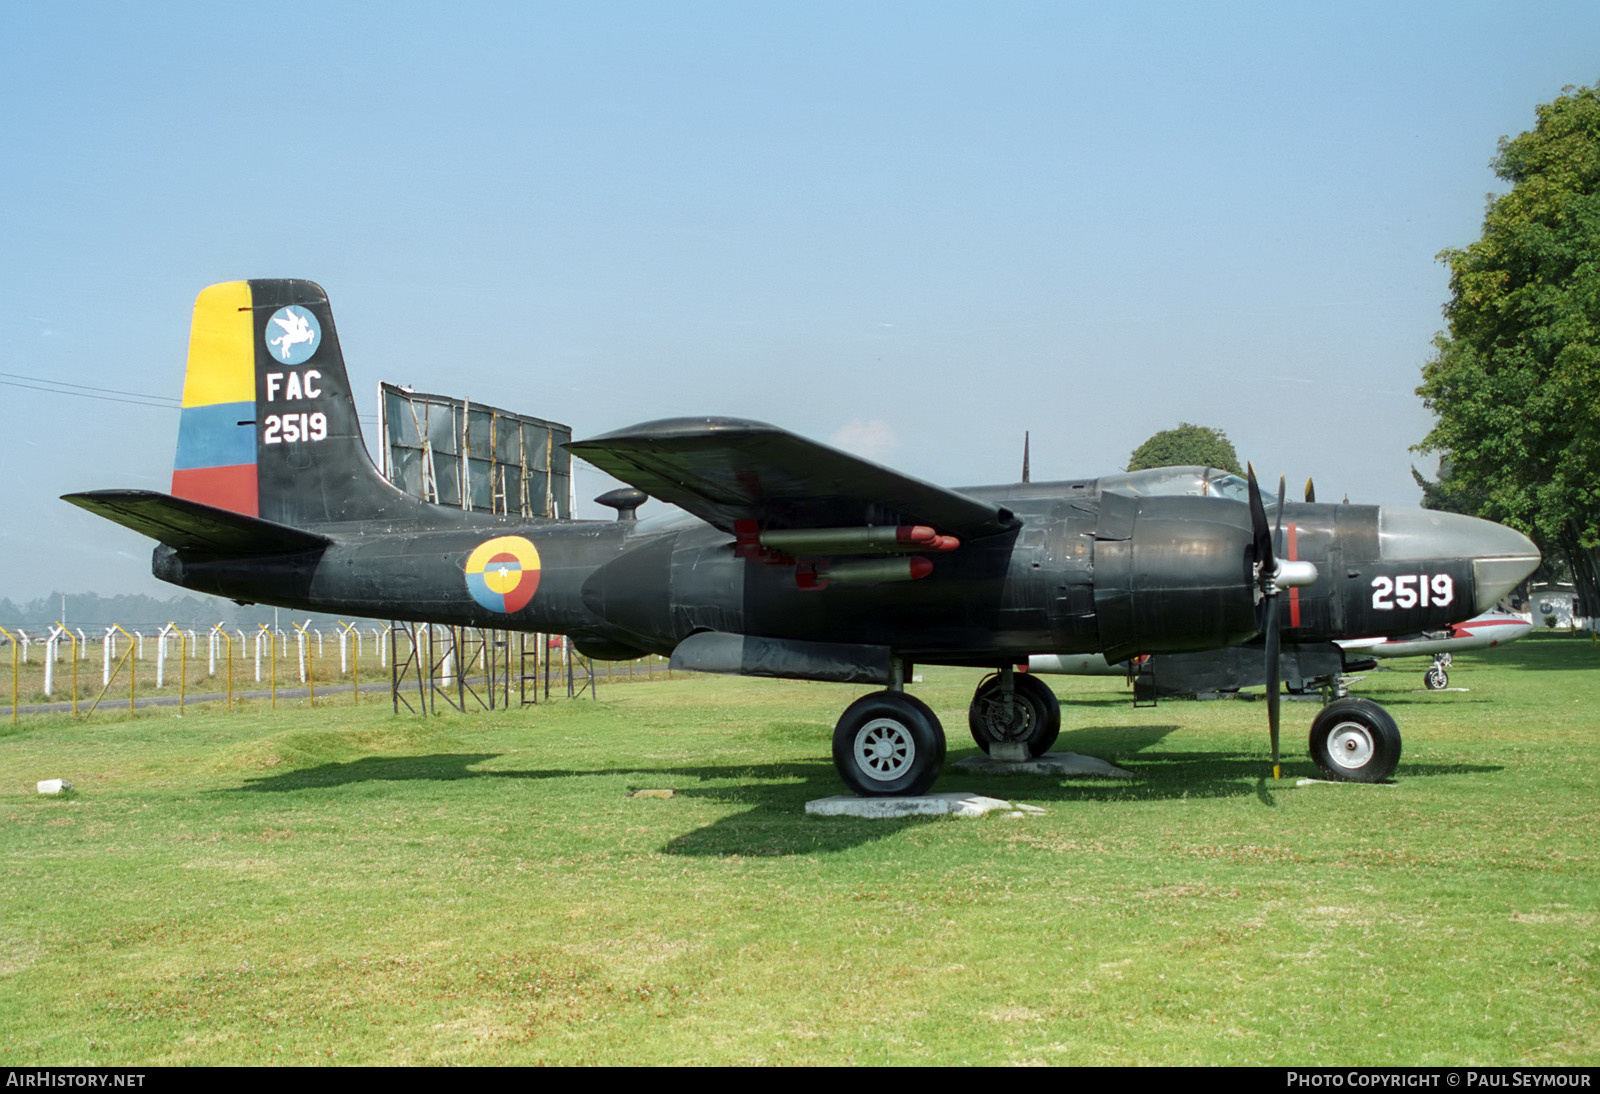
[1309, 697, 1402, 783]
[1424, 664, 1448, 690]
[832, 691, 945, 797]
[967, 672, 1061, 757]
[1015, 674, 1061, 755]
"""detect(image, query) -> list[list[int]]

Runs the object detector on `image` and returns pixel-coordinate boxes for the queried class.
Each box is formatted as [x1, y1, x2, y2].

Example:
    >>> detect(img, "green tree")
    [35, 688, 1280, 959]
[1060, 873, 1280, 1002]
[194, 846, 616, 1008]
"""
[1127, 423, 1242, 474]
[1415, 84, 1600, 616]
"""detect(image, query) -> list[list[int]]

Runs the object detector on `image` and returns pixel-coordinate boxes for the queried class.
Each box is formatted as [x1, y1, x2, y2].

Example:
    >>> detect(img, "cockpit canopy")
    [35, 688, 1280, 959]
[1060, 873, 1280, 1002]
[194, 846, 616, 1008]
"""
[1098, 465, 1250, 503]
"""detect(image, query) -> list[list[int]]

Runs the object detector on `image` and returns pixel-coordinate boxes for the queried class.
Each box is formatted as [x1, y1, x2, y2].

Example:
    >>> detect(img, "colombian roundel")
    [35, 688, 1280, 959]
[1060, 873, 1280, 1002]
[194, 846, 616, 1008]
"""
[465, 536, 541, 614]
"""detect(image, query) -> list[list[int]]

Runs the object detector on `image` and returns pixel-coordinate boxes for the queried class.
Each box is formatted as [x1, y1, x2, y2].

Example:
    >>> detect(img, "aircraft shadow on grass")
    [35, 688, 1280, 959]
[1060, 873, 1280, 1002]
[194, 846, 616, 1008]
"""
[223, 732, 1503, 856]
[224, 735, 1505, 860]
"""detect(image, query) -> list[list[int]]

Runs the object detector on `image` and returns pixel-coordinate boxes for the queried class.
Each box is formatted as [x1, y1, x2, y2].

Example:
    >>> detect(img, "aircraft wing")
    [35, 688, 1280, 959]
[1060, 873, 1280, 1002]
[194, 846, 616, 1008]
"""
[567, 417, 1020, 538]
[62, 490, 331, 555]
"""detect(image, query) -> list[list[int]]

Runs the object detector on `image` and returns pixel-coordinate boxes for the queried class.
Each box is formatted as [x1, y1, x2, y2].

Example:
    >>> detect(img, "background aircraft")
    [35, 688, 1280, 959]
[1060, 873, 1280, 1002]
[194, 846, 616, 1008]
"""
[64, 280, 1541, 795]
[1031, 608, 1531, 698]
[1337, 609, 1532, 689]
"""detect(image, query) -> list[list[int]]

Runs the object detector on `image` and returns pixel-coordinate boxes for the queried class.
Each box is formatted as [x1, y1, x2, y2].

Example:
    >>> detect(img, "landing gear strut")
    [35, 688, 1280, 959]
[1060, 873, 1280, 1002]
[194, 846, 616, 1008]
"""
[1423, 653, 1451, 690]
[967, 668, 1061, 757]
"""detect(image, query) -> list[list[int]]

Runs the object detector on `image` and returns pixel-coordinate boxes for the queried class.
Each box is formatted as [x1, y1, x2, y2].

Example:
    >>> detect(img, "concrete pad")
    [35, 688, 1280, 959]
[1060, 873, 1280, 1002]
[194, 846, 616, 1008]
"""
[951, 751, 1133, 779]
[806, 792, 1033, 818]
[1295, 778, 1396, 788]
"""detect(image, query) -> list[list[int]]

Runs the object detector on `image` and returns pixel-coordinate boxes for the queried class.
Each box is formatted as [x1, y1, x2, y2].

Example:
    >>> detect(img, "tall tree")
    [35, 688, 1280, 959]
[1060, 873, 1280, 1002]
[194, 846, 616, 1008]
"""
[1127, 423, 1242, 474]
[1416, 84, 1600, 616]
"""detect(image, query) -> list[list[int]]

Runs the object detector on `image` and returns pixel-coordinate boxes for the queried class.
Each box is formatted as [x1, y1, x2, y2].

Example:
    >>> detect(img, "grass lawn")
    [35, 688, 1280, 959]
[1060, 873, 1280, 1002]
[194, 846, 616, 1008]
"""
[1, 633, 1596, 1065]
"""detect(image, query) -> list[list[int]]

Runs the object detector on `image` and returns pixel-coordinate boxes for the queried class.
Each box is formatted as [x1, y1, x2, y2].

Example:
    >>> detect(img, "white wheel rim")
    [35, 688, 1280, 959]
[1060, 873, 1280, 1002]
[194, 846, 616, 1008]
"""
[854, 717, 916, 782]
[1327, 721, 1375, 770]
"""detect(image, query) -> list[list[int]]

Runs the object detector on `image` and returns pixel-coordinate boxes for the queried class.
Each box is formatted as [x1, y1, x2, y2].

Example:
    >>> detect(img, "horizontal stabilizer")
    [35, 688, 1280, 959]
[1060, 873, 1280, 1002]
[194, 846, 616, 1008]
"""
[568, 417, 1019, 539]
[62, 490, 331, 555]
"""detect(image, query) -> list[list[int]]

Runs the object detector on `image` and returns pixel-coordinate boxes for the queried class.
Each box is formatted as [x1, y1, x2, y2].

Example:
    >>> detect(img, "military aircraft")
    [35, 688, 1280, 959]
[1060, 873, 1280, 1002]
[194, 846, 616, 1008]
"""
[1337, 609, 1532, 690]
[63, 280, 1541, 795]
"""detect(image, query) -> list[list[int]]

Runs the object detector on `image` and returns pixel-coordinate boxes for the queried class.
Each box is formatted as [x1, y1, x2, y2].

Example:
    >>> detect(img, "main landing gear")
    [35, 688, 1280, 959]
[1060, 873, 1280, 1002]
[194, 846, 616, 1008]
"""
[832, 664, 1064, 797]
[968, 669, 1060, 757]
[831, 690, 944, 797]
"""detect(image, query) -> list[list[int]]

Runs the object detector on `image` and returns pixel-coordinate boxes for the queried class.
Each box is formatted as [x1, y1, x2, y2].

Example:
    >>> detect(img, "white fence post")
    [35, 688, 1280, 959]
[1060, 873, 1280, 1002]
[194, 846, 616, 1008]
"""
[209, 622, 227, 677]
[156, 624, 174, 688]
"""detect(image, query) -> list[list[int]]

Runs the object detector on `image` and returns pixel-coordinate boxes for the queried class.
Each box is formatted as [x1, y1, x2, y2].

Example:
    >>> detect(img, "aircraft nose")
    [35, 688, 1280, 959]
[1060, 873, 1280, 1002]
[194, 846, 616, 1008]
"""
[1377, 508, 1541, 613]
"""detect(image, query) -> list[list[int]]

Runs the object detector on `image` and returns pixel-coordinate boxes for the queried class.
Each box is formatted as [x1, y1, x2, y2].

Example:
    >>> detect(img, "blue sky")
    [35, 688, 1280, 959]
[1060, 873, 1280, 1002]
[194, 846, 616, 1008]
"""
[3, 2, 1597, 600]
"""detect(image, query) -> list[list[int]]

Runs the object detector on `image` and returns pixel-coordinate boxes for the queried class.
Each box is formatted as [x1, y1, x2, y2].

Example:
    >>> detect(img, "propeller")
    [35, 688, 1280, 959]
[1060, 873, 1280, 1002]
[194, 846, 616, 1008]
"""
[1247, 464, 1319, 780]
[1305, 477, 1315, 504]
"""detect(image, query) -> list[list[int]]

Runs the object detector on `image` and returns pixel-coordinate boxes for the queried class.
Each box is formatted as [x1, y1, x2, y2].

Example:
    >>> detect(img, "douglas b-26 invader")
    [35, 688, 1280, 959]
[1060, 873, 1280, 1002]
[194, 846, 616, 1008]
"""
[65, 280, 1541, 795]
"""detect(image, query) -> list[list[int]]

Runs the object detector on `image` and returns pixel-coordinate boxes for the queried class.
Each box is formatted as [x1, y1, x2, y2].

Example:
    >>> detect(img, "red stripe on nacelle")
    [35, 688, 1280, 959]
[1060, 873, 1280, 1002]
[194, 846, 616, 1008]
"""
[1287, 522, 1301, 629]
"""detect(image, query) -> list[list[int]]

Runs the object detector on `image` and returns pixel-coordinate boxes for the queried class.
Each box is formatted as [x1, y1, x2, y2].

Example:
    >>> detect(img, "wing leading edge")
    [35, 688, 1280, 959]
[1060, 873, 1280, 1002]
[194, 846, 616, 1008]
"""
[566, 417, 1019, 539]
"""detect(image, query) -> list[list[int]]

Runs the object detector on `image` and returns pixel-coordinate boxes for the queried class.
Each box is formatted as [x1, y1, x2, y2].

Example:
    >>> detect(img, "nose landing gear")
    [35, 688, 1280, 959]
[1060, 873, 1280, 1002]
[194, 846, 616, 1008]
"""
[1308, 697, 1402, 783]
[1423, 653, 1451, 690]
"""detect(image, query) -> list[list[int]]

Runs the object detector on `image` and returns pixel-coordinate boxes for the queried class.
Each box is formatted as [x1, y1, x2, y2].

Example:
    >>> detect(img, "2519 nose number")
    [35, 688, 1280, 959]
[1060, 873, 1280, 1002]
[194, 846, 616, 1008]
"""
[1371, 574, 1454, 610]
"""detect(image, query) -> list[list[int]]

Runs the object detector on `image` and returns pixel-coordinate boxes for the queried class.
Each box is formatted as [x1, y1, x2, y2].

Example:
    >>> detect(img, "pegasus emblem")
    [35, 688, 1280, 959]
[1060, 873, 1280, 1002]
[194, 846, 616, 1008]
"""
[269, 307, 318, 362]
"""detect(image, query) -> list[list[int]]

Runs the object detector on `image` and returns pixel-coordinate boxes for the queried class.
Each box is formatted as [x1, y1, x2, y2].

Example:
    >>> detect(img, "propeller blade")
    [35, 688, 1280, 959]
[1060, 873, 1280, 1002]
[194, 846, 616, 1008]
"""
[1275, 475, 1287, 555]
[1269, 476, 1289, 778]
[1305, 477, 1316, 504]
[1246, 464, 1273, 577]
[1246, 469, 1289, 781]
[1265, 584, 1281, 779]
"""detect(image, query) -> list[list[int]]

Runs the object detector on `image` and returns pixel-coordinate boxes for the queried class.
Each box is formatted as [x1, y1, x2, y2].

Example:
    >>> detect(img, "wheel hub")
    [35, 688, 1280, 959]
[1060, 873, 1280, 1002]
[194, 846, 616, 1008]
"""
[854, 718, 916, 781]
[1327, 721, 1375, 769]
[977, 696, 1031, 742]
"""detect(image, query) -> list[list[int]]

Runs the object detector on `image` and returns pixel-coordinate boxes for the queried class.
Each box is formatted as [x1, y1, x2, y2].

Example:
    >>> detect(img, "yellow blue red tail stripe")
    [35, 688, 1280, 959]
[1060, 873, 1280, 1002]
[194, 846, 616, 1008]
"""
[171, 281, 258, 516]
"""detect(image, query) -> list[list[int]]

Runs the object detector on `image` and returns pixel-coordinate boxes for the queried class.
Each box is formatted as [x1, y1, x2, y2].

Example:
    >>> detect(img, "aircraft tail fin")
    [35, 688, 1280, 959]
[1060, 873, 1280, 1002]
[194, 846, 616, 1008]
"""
[171, 280, 406, 528]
